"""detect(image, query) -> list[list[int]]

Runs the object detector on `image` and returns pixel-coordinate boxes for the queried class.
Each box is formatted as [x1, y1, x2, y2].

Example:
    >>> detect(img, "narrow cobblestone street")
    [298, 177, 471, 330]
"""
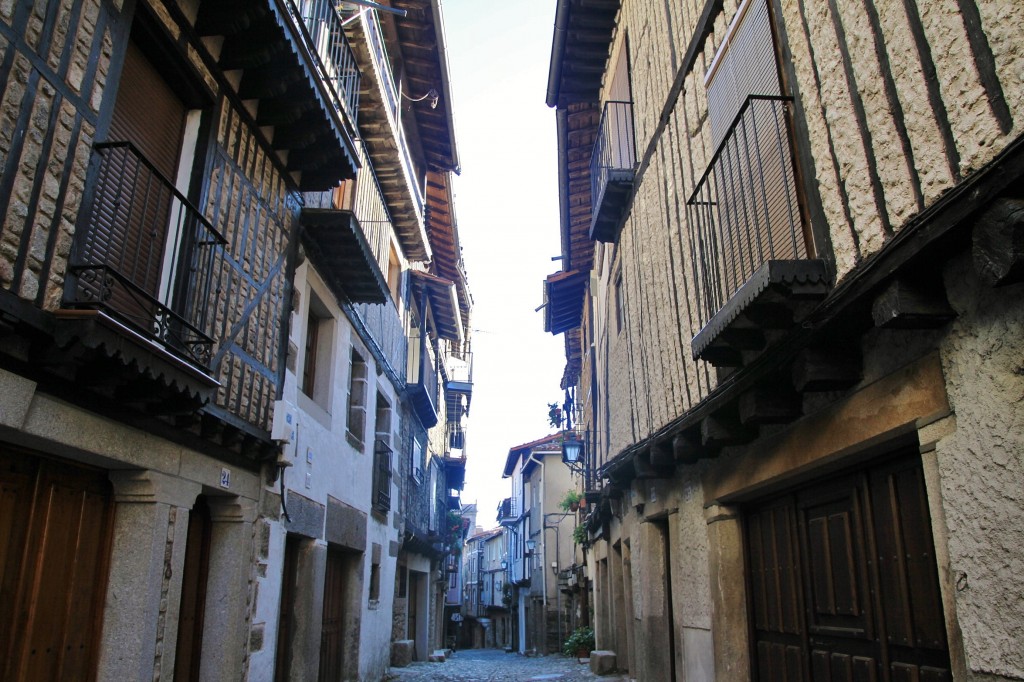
[386, 649, 629, 681]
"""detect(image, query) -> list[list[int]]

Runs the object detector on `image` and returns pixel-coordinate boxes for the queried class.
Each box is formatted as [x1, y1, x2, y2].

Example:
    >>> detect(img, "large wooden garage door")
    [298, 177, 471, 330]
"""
[0, 449, 114, 681]
[746, 451, 951, 681]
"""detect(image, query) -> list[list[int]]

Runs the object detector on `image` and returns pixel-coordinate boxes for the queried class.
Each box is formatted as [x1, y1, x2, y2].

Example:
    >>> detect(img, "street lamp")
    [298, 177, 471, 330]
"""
[561, 435, 584, 473]
[525, 539, 536, 556]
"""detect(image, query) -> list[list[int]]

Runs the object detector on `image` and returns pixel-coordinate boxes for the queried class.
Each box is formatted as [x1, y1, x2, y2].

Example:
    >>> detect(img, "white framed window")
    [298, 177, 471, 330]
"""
[346, 348, 368, 449]
[301, 292, 334, 410]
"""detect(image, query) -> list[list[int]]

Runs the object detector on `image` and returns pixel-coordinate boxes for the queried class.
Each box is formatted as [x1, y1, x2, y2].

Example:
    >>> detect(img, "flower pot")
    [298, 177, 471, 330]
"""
[569, 501, 580, 512]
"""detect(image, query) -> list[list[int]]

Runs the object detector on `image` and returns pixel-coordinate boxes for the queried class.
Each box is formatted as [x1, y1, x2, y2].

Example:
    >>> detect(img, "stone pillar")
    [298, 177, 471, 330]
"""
[98, 470, 201, 681]
[706, 504, 749, 682]
[198, 495, 258, 681]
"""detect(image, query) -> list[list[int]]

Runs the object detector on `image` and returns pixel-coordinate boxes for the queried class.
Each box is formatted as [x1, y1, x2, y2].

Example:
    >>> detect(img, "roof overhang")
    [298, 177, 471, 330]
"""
[410, 270, 463, 343]
[545, 0, 620, 109]
[544, 269, 587, 334]
[300, 209, 390, 304]
[392, 0, 461, 173]
[196, 0, 360, 190]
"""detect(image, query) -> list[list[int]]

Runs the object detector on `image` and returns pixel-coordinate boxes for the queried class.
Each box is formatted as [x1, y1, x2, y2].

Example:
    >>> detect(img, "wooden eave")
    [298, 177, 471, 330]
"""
[546, 0, 621, 109]
[563, 104, 601, 271]
[300, 209, 390, 304]
[544, 270, 587, 334]
[342, 21, 431, 261]
[196, 0, 360, 190]
[425, 171, 472, 333]
[390, 0, 460, 173]
[410, 270, 463, 343]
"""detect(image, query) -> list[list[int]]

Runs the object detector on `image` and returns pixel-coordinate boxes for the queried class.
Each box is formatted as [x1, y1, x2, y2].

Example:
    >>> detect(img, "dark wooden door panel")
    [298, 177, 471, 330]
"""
[0, 450, 112, 682]
[748, 451, 951, 682]
[319, 546, 349, 682]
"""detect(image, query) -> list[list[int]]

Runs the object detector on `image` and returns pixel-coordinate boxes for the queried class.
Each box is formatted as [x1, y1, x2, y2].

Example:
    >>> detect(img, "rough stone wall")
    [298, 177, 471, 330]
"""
[933, 254, 1024, 679]
[205, 102, 295, 431]
[0, 0, 114, 309]
[591, 0, 1024, 475]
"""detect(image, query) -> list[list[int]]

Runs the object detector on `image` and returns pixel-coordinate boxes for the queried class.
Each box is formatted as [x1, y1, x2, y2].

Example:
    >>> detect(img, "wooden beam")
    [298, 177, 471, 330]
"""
[972, 197, 1024, 286]
[792, 346, 861, 392]
[738, 386, 802, 426]
[701, 413, 754, 448]
[871, 278, 956, 328]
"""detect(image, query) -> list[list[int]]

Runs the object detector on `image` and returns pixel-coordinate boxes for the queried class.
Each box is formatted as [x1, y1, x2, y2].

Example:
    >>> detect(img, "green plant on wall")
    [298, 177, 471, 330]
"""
[572, 523, 589, 546]
[558, 489, 583, 512]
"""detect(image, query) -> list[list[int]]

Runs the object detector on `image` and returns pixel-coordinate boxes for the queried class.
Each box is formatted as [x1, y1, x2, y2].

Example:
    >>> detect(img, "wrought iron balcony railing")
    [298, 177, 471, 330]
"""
[372, 439, 393, 513]
[68, 141, 226, 367]
[287, 0, 361, 124]
[686, 95, 808, 332]
[590, 100, 636, 241]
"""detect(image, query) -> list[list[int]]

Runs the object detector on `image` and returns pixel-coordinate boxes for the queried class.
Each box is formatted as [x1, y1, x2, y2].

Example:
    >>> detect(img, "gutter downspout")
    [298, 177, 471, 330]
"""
[545, 0, 572, 108]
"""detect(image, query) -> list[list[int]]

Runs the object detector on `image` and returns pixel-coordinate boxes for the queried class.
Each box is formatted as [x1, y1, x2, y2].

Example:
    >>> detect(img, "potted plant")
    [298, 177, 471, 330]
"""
[563, 625, 595, 659]
[547, 402, 563, 429]
[559, 489, 583, 513]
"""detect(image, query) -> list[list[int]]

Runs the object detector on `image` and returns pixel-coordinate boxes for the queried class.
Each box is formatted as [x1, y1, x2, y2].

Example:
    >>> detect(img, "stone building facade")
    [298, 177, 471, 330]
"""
[0, 0, 471, 680]
[544, 0, 1024, 680]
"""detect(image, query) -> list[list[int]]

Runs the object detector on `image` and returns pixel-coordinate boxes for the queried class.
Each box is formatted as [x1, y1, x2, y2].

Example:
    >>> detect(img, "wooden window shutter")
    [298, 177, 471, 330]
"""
[705, 0, 781, 148]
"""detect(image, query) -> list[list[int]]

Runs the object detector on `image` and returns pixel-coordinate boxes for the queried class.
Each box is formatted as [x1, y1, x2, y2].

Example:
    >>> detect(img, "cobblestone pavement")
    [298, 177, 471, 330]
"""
[386, 648, 629, 681]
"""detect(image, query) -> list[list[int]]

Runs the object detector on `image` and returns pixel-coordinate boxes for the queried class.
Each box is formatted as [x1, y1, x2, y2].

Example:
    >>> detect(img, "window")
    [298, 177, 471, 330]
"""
[368, 561, 380, 605]
[346, 348, 368, 448]
[301, 293, 333, 408]
[387, 243, 402, 303]
[73, 15, 218, 362]
[687, 0, 808, 326]
[411, 436, 424, 483]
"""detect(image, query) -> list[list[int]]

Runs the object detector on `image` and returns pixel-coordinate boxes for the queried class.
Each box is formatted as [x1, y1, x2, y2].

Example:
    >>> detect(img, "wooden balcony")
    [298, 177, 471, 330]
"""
[687, 96, 829, 367]
[589, 100, 636, 242]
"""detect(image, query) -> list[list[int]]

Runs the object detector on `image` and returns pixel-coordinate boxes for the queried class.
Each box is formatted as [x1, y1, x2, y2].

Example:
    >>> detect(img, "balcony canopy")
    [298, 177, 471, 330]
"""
[300, 208, 390, 304]
[544, 269, 587, 334]
[196, 0, 360, 190]
[410, 270, 463, 343]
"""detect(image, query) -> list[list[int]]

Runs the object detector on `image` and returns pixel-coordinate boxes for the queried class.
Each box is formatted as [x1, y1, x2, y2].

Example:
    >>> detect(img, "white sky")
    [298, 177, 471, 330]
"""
[441, 0, 566, 526]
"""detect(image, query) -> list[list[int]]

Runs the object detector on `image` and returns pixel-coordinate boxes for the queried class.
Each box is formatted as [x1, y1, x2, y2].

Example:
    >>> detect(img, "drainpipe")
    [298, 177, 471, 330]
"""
[526, 450, 548, 615]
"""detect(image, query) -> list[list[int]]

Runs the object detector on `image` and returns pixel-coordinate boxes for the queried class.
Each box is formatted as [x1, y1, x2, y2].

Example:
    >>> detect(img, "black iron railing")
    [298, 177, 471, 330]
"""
[686, 95, 807, 329]
[373, 439, 392, 512]
[287, 0, 360, 123]
[447, 422, 466, 450]
[590, 100, 636, 215]
[69, 142, 225, 366]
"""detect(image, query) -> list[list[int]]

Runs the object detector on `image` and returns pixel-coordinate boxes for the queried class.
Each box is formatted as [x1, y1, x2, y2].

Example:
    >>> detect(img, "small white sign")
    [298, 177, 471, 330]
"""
[220, 467, 231, 489]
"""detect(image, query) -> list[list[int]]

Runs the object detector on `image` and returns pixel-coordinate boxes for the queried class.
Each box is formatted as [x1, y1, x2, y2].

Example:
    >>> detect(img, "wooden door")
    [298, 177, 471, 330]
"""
[319, 546, 351, 681]
[407, 572, 419, 658]
[274, 534, 300, 682]
[0, 449, 113, 681]
[746, 451, 951, 681]
[174, 496, 211, 682]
